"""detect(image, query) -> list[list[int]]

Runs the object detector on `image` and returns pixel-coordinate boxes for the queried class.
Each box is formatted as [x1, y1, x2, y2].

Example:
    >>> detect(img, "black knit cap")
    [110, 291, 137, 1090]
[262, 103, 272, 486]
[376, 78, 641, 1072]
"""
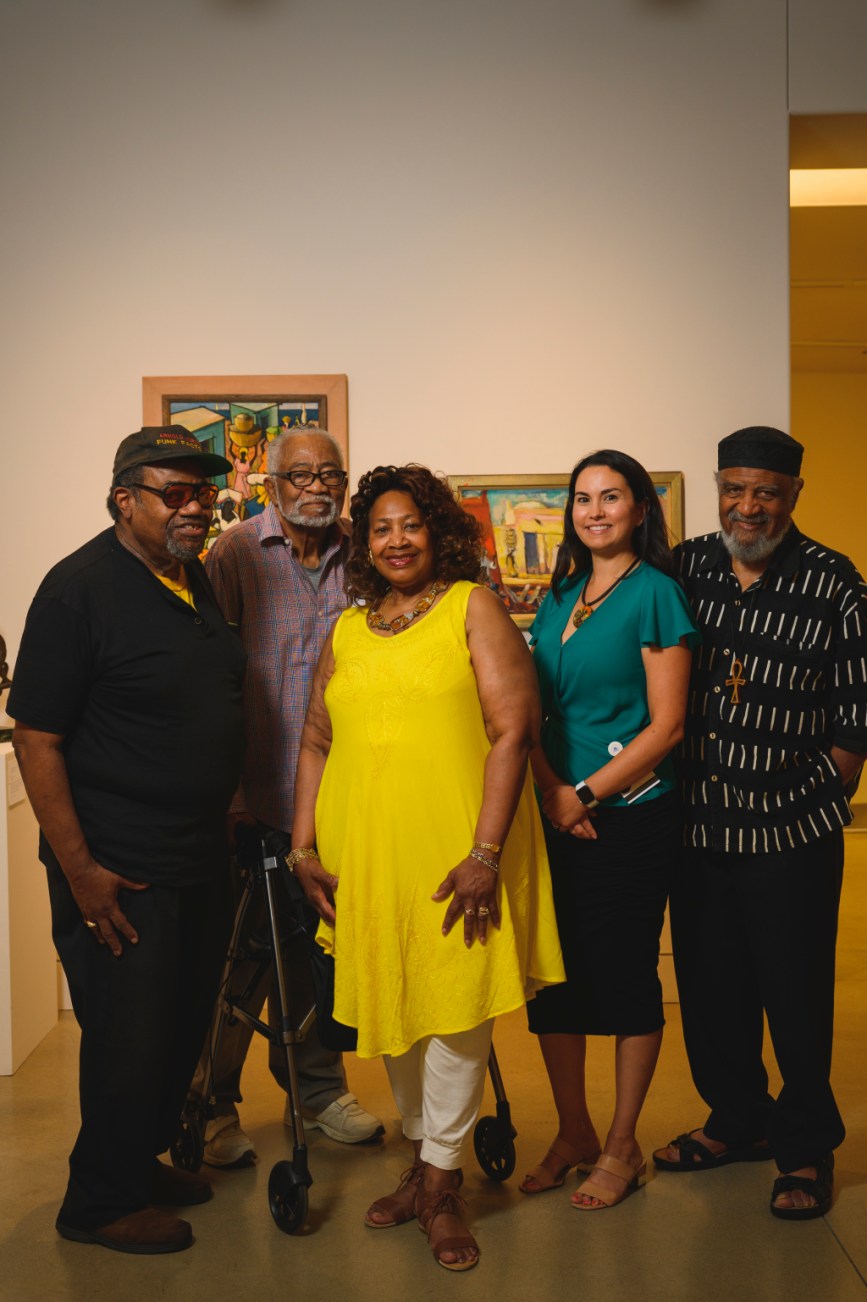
[718, 426, 804, 477]
[112, 426, 233, 482]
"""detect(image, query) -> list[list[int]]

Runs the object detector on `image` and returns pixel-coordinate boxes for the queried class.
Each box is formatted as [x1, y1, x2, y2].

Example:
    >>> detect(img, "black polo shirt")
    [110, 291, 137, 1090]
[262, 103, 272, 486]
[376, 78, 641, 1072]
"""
[675, 526, 867, 854]
[9, 528, 245, 885]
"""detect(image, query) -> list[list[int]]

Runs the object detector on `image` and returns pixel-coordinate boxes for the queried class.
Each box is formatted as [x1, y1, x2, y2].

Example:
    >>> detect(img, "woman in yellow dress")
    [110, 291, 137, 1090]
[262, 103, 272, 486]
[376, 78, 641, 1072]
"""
[291, 464, 564, 1272]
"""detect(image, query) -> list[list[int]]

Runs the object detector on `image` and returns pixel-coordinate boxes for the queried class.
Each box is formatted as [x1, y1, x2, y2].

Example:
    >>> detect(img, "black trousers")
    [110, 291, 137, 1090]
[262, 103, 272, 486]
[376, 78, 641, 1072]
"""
[45, 849, 231, 1230]
[669, 832, 845, 1172]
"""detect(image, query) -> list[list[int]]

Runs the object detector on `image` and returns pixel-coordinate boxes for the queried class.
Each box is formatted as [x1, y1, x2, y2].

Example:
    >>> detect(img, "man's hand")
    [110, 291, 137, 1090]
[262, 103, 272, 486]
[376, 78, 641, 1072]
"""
[69, 860, 150, 958]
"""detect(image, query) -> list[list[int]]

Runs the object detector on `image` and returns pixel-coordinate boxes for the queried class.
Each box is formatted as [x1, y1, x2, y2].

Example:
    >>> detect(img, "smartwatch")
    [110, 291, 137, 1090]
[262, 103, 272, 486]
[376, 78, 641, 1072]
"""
[574, 780, 600, 810]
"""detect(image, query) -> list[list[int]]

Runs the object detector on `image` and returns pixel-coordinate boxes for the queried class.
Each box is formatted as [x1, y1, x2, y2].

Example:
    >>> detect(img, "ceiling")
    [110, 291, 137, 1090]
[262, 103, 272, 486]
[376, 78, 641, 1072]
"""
[790, 114, 867, 375]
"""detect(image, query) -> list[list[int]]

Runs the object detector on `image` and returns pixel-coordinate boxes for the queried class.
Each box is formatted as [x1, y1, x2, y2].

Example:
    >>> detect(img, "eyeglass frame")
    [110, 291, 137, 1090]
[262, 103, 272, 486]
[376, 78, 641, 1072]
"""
[128, 481, 221, 509]
[269, 468, 348, 490]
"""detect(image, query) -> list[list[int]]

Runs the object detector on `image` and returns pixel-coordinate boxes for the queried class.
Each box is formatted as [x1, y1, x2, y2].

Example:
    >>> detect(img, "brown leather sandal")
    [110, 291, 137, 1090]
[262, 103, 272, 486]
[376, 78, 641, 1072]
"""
[415, 1179, 479, 1272]
[519, 1137, 600, 1194]
[364, 1162, 426, 1228]
[572, 1153, 647, 1210]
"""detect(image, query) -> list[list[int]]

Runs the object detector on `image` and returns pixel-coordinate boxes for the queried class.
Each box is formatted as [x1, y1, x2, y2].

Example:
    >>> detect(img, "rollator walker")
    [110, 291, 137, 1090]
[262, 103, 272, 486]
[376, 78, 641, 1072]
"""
[173, 828, 517, 1235]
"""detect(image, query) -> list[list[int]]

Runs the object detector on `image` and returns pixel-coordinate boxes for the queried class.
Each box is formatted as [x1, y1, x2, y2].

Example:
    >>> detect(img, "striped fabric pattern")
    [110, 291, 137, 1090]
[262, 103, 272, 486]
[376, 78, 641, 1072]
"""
[675, 527, 867, 853]
[205, 505, 351, 832]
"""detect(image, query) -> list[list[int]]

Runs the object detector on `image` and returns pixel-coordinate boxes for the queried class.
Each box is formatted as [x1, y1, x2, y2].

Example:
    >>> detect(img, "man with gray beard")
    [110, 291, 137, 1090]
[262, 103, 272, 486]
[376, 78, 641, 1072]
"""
[9, 427, 245, 1251]
[193, 428, 382, 1169]
[653, 427, 867, 1222]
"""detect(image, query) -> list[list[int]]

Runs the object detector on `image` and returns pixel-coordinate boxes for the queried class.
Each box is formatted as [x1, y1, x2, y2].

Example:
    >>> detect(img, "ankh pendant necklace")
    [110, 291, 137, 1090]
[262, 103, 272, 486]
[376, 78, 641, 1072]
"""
[725, 576, 764, 704]
[367, 579, 448, 633]
[572, 556, 641, 628]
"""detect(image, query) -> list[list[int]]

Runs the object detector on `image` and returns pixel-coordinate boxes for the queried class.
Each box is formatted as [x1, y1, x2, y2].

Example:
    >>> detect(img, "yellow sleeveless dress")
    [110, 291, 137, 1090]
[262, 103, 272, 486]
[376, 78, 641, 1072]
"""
[315, 581, 565, 1059]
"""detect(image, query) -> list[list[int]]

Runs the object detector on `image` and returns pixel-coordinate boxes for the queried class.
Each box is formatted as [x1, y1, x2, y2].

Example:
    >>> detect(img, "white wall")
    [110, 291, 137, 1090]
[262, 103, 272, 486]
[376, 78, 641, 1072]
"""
[2, 0, 793, 661]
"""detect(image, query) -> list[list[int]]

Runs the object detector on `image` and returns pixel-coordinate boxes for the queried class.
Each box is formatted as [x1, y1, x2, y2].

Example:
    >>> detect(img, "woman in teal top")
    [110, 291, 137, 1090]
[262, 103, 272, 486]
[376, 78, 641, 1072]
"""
[520, 449, 700, 1211]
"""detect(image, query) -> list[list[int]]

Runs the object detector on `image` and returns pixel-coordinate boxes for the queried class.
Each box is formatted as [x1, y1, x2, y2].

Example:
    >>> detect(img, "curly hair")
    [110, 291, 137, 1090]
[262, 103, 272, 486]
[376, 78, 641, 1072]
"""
[550, 449, 675, 600]
[345, 464, 483, 604]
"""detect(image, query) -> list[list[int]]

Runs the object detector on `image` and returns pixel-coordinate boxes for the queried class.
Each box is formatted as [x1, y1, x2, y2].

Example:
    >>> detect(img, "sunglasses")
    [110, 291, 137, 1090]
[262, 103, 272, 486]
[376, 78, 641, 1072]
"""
[270, 469, 348, 489]
[132, 481, 220, 509]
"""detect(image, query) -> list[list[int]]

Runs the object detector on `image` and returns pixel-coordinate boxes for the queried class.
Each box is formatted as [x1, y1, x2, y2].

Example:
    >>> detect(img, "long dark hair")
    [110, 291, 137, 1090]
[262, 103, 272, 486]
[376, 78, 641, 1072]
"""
[550, 449, 674, 600]
[345, 464, 483, 603]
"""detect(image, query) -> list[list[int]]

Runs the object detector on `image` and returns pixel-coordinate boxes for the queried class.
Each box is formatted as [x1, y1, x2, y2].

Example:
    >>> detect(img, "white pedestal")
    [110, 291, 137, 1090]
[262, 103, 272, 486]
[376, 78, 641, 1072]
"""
[0, 743, 57, 1074]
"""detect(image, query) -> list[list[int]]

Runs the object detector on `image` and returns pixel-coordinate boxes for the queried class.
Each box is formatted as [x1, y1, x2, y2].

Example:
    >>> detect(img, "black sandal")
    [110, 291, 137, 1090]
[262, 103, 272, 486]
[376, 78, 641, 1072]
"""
[653, 1130, 772, 1172]
[770, 1154, 834, 1221]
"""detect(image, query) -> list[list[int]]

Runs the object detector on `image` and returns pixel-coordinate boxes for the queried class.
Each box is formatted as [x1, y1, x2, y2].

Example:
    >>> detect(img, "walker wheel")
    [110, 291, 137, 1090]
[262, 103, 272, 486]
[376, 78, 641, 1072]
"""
[269, 1160, 309, 1234]
[473, 1115, 516, 1182]
[171, 1101, 205, 1172]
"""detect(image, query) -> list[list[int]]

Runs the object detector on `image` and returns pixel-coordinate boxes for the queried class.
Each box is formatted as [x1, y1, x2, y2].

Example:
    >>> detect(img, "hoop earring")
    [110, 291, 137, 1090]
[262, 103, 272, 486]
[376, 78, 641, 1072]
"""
[368, 548, 374, 565]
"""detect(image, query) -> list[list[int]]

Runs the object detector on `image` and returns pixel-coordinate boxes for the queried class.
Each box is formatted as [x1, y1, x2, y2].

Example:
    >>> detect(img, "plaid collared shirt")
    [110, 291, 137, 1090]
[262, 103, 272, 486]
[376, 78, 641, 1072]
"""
[205, 505, 350, 832]
[675, 526, 867, 854]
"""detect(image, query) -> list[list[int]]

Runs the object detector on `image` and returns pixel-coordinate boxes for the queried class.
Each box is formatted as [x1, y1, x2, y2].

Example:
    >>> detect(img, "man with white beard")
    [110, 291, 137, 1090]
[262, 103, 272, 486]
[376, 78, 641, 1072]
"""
[654, 426, 867, 1222]
[194, 428, 382, 1167]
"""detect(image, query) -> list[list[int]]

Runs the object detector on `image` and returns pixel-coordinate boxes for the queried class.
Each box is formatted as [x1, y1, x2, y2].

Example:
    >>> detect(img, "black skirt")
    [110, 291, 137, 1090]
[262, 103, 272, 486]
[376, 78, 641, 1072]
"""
[527, 791, 679, 1037]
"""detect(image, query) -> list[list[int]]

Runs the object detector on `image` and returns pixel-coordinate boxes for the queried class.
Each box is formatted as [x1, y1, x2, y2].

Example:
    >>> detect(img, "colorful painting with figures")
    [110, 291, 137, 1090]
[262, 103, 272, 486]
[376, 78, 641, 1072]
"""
[449, 472, 684, 627]
[168, 399, 321, 551]
[143, 375, 349, 557]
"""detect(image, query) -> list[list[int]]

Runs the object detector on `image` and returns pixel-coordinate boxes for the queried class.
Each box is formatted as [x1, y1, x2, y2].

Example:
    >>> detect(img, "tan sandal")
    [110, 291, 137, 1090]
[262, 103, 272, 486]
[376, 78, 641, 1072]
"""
[571, 1153, 647, 1210]
[364, 1162, 426, 1228]
[415, 1179, 479, 1272]
[519, 1138, 600, 1195]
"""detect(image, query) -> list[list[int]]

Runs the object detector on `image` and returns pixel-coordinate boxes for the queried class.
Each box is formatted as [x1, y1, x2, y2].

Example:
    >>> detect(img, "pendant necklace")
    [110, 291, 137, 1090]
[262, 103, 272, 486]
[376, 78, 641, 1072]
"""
[367, 579, 448, 633]
[572, 557, 641, 628]
[725, 576, 764, 704]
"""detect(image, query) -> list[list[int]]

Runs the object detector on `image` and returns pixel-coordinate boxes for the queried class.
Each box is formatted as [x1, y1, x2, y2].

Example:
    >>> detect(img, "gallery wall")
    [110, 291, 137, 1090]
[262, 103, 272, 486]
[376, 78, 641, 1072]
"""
[0, 0, 856, 664]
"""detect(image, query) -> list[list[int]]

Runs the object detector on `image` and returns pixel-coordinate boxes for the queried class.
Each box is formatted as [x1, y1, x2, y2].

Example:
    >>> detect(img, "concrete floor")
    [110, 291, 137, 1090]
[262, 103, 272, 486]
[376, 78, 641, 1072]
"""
[1, 839, 866, 1301]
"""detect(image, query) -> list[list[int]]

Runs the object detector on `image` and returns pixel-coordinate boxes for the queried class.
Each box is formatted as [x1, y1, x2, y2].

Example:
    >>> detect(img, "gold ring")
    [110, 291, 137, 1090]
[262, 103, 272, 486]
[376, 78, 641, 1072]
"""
[477, 907, 490, 917]
[85, 920, 98, 929]
[464, 908, 476, 917]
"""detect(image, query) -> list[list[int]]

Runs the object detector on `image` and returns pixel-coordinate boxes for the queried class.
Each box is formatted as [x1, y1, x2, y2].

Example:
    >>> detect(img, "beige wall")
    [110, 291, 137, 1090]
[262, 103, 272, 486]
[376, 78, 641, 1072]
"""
[0, 0, 796, 662]
[788, 0, 867, 113]
[791, 372, 867, 577]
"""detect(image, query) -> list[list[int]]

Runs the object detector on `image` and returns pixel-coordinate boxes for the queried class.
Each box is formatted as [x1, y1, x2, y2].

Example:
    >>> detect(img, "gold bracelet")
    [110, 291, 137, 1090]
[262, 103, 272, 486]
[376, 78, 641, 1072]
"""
[474, 840, 502, 855]
[470, 848, 499, 873]
[285, 847, 320, 874]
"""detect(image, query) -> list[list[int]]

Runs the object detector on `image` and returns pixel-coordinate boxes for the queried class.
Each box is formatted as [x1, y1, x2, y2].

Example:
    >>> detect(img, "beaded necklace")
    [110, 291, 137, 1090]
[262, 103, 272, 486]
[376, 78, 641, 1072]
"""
[367, 579, 448, 634]
[572, 557, 641, 628]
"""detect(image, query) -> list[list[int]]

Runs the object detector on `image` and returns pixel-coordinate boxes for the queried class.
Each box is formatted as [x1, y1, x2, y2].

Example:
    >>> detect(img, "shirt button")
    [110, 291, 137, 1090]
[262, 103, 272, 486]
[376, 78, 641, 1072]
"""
[195, 617, 203, 625]
[734, 600, 741, 607]
[709, 732, 717, 740]
[713, 686, 721, 693]
[710, 775, 719, 783]
[723, 648, 730, 656]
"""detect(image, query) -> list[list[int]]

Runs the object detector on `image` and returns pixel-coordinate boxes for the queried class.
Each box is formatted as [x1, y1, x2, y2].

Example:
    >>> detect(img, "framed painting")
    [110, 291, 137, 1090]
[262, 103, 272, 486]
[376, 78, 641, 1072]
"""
[448, 470, 685, 628]
[142, 374, 348, 550]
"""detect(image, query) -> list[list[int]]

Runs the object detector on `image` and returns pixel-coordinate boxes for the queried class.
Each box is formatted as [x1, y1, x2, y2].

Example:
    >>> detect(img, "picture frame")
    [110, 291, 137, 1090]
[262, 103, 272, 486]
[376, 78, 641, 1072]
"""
[142, 374, 348, 548]
[448, 471, 685, 627]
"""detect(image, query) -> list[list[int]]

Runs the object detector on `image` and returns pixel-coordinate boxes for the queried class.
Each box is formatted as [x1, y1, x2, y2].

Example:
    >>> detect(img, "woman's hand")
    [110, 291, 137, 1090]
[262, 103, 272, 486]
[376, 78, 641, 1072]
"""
[540, 784, 598, 840]
[294, 856, 339, 926]
[433, 857, 501, 948]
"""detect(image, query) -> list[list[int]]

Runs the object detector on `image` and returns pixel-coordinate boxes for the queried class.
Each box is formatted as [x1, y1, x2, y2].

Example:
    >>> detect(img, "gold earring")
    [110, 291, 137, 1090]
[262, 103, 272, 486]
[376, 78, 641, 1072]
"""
[368, 548, 374, 564]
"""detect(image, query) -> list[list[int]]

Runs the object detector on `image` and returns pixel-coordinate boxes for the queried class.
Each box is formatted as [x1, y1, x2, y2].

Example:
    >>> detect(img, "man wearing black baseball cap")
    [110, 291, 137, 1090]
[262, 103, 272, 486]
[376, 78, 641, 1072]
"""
[654, 426, 867, 1222]
[9, 427, 245, 1253]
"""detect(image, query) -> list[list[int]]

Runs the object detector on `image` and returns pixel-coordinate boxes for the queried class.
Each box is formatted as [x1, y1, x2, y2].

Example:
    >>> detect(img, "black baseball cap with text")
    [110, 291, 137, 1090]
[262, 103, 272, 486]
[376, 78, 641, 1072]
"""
[112, 425, 233, 482]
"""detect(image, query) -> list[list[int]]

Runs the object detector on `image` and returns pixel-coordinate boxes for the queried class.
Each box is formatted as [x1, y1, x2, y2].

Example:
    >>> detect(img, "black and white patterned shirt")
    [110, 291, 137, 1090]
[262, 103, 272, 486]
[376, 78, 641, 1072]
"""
[675, 526, 867, 854]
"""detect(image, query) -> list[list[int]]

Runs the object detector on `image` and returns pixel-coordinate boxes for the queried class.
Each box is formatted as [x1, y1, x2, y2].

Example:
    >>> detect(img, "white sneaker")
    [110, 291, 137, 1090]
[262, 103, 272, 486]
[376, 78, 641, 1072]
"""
[295, 1092, 385, 1144]
[203, 1114, 257, 1168]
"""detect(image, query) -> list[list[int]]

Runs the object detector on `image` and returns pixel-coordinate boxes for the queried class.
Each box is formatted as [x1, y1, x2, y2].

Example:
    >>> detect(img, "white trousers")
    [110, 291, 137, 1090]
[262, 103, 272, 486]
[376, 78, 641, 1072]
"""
[383, 1020, 494, 1169]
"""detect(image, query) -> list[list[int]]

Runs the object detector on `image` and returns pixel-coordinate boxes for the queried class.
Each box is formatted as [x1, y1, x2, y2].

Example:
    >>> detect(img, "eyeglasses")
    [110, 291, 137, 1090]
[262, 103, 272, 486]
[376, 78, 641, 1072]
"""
[132, 482, 221, 509]
[271, 469, 348, 489]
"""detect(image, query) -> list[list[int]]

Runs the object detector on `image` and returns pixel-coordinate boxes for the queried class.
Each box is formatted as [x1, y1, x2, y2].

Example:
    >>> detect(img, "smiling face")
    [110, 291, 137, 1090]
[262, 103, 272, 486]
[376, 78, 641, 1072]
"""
[717, 466, 801, 564]
[571, 464, 646, 560]
[114, 459, 214, 566]
[368, 490, 437, 595]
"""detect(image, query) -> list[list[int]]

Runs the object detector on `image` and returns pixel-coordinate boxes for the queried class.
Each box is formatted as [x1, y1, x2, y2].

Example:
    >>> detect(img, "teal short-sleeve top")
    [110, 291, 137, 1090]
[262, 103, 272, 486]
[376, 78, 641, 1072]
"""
[530, 563, 701, 806]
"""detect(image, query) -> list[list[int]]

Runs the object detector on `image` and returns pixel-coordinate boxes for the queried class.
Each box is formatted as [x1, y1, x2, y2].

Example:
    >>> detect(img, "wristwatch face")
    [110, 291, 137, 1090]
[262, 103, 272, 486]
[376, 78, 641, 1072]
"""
[575, 782, 598, 807]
